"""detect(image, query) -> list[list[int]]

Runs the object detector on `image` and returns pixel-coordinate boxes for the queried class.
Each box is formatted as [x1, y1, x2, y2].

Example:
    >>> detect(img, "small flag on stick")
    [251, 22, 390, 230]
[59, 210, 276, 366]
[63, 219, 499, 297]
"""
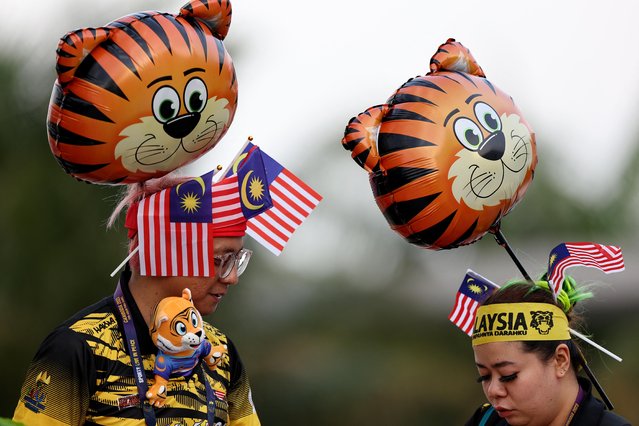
[225, 141, 322, 255]
[449, 270, 499, 336]
[547, 242, 625, 296]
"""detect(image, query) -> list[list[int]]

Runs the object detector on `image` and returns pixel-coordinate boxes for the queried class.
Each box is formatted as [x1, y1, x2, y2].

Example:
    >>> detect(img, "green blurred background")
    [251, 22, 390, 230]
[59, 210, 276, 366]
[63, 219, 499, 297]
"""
[1, 1, 638, 424]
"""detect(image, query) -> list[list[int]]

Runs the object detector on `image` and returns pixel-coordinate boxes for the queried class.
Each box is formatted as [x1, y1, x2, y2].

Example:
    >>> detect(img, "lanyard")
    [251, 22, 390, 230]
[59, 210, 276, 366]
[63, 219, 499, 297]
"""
[564, 385, 585, 426]
[114, 282, 156, 426]
[114, 282, 218, 426]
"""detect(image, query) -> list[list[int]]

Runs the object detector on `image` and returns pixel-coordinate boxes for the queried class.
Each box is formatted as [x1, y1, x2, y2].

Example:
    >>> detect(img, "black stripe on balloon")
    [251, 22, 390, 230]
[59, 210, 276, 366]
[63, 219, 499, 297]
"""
[382, 192, 441, 226]
[138, 14, 172, 54]
[166, 14, 191, 52]
[213, 37, 225, 74]
[190, 19, 209, 62]
[430, 58, 440, 66]
[55, 156, 108, 174]
[74, 54, 129, 100]
[406, 211, 456, 247]
[106, 176, 128, 184]
[401, 78, 446, 94]
[344, 125, 360, 136]
[450, 70, 477, 88]
[342, 136, 363, 151]
[56, 64, 75, 75]
[61, 89, 115, 123]
[449, 218, 478, 247]
[377, 133, 434, 156]
[371, 167, 437, 197]
[48, 122, 106, 146]
[389, 93, 437, 107]
[110, 20, 155, 65]
[102, 41, 140, 80]
[382, 108, 434, 124]
[354, 147, 374, 169]
[482, 78, 497, 95]
[439, 74, 462, 85]
[57, 49, 74, 59]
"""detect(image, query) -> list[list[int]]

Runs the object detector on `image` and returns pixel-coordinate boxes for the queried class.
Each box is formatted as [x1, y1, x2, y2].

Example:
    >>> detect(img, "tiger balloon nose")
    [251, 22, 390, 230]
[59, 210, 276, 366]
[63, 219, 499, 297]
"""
[342, 38, 537, 250]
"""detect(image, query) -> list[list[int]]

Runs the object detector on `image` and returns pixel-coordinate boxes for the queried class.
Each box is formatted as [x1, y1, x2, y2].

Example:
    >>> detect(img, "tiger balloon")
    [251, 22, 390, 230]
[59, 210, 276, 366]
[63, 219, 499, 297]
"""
[342, 38, 537, 250]
[47, 0, 237, 184]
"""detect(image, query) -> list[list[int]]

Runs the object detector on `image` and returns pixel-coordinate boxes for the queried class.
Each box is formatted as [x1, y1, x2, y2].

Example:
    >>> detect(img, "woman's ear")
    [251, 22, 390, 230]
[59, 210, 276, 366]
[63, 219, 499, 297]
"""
[554, 343, 572, 377]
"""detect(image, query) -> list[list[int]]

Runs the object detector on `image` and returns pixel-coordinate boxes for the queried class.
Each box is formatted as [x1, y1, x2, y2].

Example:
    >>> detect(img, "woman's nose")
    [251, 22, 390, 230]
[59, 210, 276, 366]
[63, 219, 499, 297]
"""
[486, 378, 507, 399]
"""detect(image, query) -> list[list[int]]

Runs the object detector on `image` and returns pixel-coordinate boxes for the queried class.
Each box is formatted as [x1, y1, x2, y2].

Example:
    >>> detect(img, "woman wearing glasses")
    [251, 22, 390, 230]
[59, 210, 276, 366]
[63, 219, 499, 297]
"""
[14, 175, 261, 426]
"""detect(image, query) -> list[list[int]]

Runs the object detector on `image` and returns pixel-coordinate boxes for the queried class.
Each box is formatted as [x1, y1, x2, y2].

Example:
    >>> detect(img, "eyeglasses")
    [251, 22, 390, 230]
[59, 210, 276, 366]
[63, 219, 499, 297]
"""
[213, 248, 252, 279]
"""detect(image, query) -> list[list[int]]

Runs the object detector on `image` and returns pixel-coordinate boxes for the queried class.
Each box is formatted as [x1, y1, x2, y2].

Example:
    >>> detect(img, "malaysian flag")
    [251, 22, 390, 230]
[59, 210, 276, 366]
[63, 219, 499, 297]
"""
[226, 142, 322, 255]
[135, 149, 272, 277]
[547, 242, 625, 296]
[213, 146, 273, 228]
[449, 270, 499, 336]
[137, 170, 216, 277]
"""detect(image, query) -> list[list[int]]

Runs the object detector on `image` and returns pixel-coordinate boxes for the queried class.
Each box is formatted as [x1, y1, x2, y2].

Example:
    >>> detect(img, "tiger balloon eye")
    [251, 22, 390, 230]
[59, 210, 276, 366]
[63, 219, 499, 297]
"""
[342, 38, 537, 250]
[47, 0, 237, 185]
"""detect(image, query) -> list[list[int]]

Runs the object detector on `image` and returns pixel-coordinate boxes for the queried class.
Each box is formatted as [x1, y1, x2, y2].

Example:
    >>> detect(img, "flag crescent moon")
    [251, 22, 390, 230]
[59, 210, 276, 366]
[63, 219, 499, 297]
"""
[241, 170, 264, 210]
[232, 153, 248, 175]
[176, 177, 206, 195]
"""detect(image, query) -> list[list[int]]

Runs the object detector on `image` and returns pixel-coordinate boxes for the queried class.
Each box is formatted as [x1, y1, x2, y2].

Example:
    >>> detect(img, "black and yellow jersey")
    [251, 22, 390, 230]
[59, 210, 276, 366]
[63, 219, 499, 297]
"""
[13, 273, 260, 426]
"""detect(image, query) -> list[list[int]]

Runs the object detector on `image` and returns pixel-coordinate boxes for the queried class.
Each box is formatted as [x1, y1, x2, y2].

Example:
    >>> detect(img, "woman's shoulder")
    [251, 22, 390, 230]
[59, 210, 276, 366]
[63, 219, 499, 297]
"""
[464, 403, 507, 426]
[597, 410, 632, 426]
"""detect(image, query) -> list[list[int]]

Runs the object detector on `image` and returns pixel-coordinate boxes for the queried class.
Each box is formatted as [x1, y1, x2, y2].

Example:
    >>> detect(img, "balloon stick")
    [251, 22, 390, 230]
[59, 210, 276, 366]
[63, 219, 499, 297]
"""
[574, 344, 614, 410]
[490, 225, 534, 285]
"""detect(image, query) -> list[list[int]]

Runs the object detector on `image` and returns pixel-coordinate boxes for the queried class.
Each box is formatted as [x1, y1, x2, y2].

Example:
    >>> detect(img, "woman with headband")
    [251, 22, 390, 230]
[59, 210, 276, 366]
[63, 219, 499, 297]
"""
[465, 277, 630, 425]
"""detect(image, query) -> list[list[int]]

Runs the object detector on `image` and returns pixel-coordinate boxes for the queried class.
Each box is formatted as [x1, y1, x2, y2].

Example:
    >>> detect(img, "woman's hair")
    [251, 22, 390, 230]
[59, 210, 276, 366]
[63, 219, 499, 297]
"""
[482, 275, 593, 371]
[106, 174, 190, 272]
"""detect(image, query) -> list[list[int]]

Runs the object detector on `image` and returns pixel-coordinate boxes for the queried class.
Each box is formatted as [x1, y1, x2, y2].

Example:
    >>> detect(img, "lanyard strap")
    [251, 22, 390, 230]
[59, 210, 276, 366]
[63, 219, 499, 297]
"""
[564, 385, 585, 426]
[114, 283, 156, 426]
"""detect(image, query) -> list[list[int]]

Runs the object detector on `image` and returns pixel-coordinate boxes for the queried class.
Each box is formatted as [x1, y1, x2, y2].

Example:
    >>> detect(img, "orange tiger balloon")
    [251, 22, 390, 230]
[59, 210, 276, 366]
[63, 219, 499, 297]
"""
[342, 38, 537, 249]
[47, 0, 237, 184]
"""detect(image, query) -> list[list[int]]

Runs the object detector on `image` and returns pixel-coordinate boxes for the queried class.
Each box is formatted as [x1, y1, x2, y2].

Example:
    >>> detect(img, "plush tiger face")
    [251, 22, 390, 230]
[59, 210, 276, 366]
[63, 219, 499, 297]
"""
[342, 39, 536, 249]
[47, 0, 237, 184]
[150, 288, 205, 357]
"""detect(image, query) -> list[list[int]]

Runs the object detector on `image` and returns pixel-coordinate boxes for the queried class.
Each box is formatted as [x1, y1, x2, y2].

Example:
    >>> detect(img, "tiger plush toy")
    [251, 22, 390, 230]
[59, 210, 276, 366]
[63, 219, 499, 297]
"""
[342, 38, 537, 250]
[47, 0, 237, 184]
[147, 288, 228, 407]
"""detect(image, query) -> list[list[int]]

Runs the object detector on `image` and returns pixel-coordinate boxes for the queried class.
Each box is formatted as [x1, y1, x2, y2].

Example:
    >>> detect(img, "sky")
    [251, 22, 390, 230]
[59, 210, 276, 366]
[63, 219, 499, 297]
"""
[2, 0, 639, 296]
[4, 0, 639, 200]
[0, 0, 639, 200]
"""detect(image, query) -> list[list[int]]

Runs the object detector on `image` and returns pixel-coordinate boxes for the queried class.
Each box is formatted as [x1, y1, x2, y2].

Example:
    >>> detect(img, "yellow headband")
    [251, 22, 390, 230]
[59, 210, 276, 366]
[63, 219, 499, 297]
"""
[472, 303, 570, 346]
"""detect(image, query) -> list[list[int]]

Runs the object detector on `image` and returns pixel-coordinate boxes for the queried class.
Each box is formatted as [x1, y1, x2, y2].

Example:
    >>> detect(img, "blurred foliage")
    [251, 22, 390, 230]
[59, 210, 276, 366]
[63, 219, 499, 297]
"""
[0, 48, 637, 426]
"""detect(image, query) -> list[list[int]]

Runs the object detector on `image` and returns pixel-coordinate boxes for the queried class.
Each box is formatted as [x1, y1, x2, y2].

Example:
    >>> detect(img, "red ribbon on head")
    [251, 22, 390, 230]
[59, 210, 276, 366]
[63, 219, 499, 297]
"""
[124, 201, 247, 239]
[125, 202, 139, 239]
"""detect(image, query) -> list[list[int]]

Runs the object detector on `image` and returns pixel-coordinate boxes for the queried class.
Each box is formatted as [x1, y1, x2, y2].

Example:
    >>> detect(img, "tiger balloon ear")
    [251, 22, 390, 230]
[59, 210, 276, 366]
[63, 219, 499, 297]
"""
[180, 0, 232, 40]
[428, 38, 486, 77]
[341, 104, 388, 173]
[55, 28, 111, 85]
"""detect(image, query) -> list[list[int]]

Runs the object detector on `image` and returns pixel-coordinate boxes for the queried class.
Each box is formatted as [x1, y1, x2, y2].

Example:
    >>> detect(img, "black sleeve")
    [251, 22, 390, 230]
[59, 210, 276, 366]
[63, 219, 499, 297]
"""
[599, 410, 632, 426]
[226, 338, 259, 423]
[13, 327, 95, 426]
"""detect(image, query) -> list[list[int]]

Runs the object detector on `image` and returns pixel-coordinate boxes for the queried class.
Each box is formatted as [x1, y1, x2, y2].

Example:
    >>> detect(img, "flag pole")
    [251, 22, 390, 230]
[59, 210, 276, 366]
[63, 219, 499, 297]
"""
[110, 246, 139, 277]
[490, 223, 535, 285]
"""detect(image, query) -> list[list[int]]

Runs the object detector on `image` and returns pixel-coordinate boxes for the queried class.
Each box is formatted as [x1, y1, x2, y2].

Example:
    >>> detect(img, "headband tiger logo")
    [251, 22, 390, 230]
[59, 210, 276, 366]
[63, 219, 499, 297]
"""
[47, 0, 238, 184]
[342, 38, 537, 249]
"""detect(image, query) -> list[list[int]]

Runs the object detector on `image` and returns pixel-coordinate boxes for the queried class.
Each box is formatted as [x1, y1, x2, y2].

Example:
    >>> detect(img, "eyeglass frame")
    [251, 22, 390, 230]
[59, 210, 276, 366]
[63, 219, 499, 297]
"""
[213, 248, 253, 279]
